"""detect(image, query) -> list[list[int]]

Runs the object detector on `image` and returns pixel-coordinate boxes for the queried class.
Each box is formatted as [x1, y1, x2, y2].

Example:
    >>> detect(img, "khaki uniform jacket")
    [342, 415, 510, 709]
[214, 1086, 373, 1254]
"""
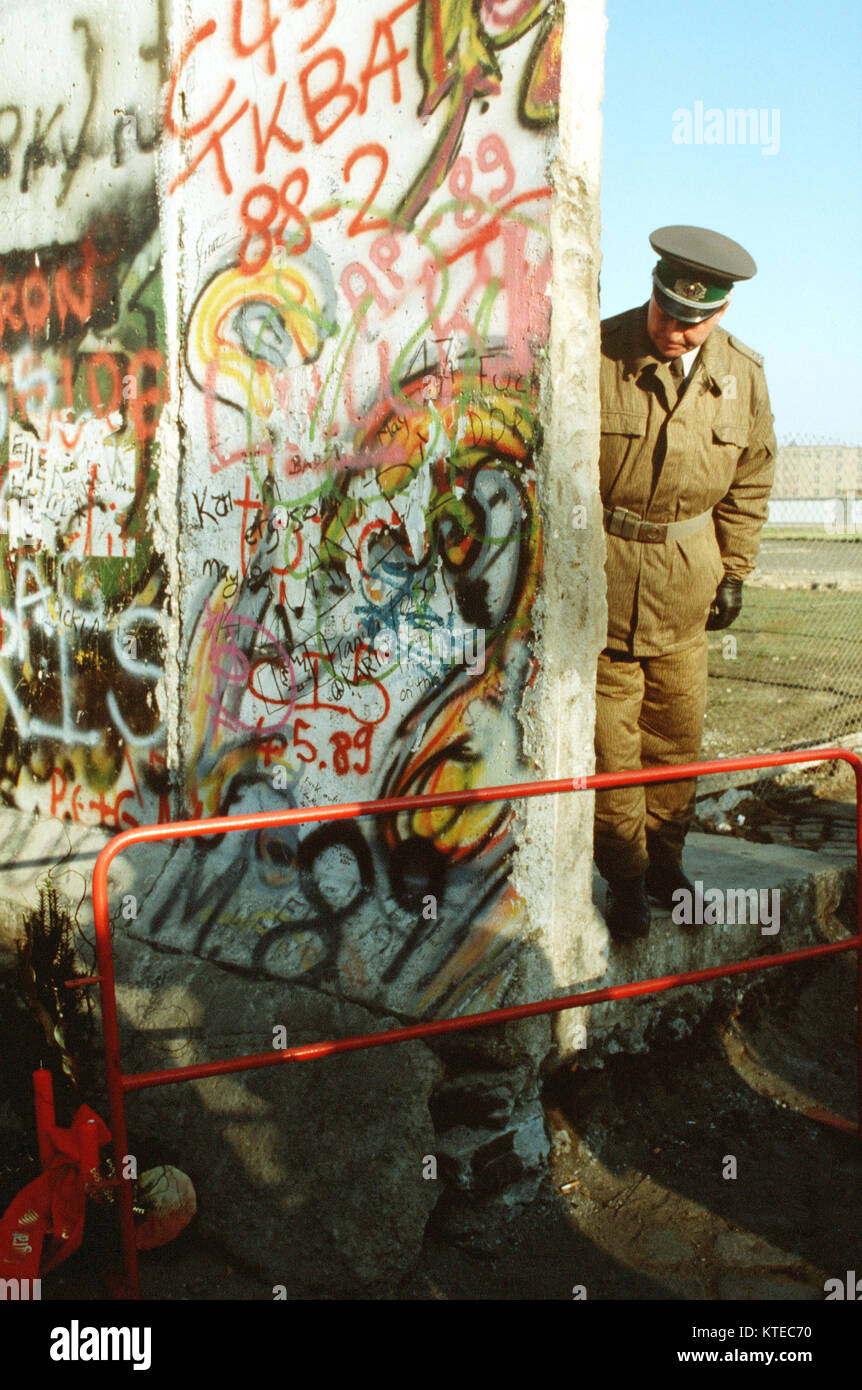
[600, 303, 777, 656]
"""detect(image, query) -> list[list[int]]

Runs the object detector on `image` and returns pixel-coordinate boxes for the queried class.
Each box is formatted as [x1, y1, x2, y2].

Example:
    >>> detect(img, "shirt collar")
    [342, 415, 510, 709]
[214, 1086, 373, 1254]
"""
[621, 303, 726, 395]
[620, 304, 658, 380]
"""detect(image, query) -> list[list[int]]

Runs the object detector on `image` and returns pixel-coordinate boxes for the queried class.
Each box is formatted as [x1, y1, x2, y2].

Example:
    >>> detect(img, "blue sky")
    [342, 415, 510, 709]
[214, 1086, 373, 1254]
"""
[600, 0, 862, 442]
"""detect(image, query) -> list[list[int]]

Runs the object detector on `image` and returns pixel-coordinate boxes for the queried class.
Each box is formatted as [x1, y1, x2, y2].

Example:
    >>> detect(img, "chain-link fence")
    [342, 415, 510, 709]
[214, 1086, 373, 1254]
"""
[705, 436, 862, 757]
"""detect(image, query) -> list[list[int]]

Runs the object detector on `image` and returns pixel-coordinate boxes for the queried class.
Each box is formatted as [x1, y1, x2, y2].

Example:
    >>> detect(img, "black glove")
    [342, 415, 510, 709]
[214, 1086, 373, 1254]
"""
[706, 574, 743, 630]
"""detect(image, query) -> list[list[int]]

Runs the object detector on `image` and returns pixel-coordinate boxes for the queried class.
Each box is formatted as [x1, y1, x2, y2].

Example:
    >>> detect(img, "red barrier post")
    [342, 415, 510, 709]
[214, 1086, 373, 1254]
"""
[87, 747, 862, 1298]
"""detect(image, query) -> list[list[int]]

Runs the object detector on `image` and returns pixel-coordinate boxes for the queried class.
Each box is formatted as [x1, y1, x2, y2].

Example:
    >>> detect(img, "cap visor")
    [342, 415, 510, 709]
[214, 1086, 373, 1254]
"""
[652, 278, 727, 324]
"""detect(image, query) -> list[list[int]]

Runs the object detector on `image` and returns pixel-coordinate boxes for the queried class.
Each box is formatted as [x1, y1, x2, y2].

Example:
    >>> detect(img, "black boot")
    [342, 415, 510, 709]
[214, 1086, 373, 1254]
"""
[604, 876, 651, 941]
[645, 854, 695, 913]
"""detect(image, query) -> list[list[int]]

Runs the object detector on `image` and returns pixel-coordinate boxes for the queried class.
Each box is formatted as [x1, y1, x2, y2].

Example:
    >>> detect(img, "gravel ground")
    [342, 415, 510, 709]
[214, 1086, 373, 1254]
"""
[753, 535, 862, 588]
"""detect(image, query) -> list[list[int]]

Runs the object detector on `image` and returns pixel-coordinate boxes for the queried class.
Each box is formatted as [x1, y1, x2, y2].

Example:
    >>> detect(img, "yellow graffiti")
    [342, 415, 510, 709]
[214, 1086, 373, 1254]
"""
[186, 255, 331, 419]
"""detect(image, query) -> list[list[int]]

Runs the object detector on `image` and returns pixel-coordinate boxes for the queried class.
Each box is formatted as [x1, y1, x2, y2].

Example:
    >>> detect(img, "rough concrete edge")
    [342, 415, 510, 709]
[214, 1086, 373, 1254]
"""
[576, 855, 856, 1065]
[513, 0, 609, 1059]
[152, 0, 189, 798]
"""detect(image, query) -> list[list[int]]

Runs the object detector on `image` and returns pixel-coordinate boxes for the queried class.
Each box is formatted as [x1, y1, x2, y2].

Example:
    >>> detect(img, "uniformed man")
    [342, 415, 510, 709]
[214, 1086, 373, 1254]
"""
[597, 226, 776, 940]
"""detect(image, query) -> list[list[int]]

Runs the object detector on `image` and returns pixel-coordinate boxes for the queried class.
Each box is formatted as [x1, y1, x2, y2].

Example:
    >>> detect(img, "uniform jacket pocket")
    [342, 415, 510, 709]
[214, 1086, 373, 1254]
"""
[712, 421, 749, 448]
[600, 411, 650, 499]
[602, 410, 648, 437]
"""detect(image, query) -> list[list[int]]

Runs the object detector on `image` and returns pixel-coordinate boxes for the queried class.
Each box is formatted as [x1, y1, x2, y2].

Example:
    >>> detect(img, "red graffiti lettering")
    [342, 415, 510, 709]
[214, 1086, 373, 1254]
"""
[299, 48, 358, 143]
[238, 167, 311, 273]
[276, 167, 312, 255]
[166, 3, 418, 195]
[0, 237, 100, 345]
[239, 183, 281, 274]
[50, 768, 67, 817]
[231, 0, 280, 75]
[344, 143, 389, 237]
[164, 20, 234, 140]
[369, 234, 404, 288]
[127, 348, 166, 443]
[233, 474, 264, 576]
[291, 0, 336, 53]
[88, 788, 138, 830]
[54, 236, 98, 335]
[86, 351, 122, 418]
[251, 81, 303, 174]
[448, 156, 484, 230]
[357, 0, 419, 114]
[341, 262, 391, 317]
[170, 97, 250, 196]
[476, 132, 515, 202]
[21, 268, 51, 338]
[49, 774, 141, 829]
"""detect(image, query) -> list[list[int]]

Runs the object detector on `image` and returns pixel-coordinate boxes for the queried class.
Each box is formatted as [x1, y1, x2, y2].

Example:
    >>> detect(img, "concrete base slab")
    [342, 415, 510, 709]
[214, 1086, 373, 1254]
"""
[1, 809, 854, 1064]
[580, 831, 855, 1061]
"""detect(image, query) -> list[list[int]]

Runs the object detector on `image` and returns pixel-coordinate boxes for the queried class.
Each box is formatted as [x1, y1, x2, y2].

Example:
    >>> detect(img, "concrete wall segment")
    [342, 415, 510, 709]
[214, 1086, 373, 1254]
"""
[0, 0, 163, 255]
[139, 0, 604, 1028]
[515, 0, 607, 1058]
[0, 0, 170, 835]
[1, 0, 607, 1089]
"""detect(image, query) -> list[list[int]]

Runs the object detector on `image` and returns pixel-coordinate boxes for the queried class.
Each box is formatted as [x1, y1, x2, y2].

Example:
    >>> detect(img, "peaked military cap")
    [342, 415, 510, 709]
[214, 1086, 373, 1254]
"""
[649, 225, 757, 323]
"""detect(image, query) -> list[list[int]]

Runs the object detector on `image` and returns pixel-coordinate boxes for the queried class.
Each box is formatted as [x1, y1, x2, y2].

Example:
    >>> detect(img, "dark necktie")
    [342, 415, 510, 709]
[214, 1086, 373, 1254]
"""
[669, 355, 685, 404]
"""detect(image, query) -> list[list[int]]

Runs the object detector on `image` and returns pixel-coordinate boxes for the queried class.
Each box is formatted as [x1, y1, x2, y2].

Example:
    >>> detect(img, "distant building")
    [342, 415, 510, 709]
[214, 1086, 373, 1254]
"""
[772, 443, 862, 499]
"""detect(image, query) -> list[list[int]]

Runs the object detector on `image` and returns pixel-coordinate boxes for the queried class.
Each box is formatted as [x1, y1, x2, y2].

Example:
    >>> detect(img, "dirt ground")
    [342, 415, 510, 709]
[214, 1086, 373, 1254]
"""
[754, 534, 862, 588]
[27, 950, 858, 1305]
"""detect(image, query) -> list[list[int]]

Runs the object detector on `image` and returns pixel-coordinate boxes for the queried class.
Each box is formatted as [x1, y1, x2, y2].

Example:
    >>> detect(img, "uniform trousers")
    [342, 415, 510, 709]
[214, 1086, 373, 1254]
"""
[594, 634, 708, 881]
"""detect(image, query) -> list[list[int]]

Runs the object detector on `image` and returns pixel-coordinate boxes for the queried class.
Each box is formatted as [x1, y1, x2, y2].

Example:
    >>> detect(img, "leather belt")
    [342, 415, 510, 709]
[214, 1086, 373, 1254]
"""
[603, 507, 713, 543]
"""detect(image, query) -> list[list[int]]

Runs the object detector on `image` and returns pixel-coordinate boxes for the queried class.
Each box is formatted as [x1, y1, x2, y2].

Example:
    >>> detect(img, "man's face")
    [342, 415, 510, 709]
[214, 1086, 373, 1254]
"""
[646, 293, 728, 359]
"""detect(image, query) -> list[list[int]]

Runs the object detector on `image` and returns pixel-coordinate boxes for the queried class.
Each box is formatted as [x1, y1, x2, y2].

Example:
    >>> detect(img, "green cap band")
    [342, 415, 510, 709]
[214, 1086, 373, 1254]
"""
[652, 260, 732, 323]
[655, 257, 731, 306]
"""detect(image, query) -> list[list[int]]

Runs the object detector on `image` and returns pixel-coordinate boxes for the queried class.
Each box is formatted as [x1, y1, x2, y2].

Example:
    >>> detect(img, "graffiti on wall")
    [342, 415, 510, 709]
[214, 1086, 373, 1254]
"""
[0, 2, 169, 828]
[122, 0, 563, 1014]
[0, 0, 561, 1011]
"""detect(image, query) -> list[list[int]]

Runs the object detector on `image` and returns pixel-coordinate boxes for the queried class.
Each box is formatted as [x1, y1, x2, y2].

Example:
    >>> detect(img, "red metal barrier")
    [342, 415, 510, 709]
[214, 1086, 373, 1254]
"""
[82, 747, 862, 1298]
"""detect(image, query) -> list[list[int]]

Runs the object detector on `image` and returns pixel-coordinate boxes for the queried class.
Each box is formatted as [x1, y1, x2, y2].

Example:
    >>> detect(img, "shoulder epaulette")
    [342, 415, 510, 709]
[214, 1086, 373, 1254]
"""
[728, 335, 764, 367]
[601, 304, 645, 336]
